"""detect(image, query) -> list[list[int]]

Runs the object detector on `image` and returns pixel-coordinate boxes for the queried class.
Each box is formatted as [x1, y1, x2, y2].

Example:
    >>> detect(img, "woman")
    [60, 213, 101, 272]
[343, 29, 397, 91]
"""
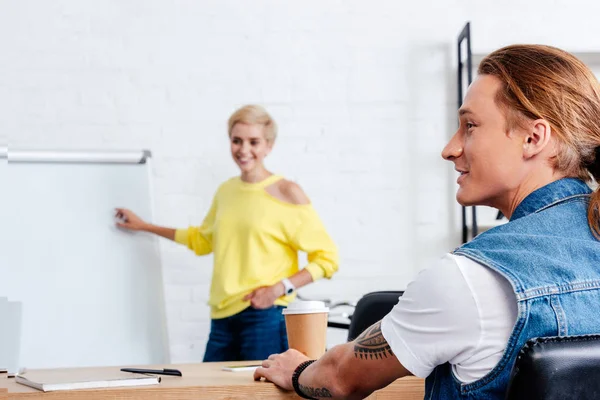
[254, 45, 600, 399]
[116, 105, 338, 362]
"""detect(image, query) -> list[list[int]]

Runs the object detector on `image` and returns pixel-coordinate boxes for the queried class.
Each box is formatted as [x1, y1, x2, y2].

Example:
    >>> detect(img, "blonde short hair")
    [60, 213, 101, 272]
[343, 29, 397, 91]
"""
[227, 105, 278, 143]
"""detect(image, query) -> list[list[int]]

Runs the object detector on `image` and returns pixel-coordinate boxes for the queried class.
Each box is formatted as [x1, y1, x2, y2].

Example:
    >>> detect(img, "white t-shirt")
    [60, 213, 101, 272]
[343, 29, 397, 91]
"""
[381, 254, 518, 383]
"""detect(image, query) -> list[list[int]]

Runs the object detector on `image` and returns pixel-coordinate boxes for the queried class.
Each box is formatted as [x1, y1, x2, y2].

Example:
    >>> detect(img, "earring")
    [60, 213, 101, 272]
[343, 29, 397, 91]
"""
[456, 147, 463, 155]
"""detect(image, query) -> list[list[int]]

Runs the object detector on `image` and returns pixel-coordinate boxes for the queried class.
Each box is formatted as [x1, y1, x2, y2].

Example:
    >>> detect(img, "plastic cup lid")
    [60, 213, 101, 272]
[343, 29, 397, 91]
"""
[282, 300, 329, 315]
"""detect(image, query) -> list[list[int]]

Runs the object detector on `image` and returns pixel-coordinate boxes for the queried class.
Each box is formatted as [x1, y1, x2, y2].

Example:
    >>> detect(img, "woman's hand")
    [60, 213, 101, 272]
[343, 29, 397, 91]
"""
[244, 283, 285, 309]
[115, 208, 148, 231]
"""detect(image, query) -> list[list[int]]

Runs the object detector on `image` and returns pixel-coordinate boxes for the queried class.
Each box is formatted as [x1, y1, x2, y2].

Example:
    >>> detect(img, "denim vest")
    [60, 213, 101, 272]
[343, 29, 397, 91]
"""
[425, 178, 600, 399]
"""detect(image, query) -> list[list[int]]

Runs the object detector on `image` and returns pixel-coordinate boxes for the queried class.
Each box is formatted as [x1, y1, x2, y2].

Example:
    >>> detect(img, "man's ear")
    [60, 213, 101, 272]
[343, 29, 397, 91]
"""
[523, 119, 552, 159]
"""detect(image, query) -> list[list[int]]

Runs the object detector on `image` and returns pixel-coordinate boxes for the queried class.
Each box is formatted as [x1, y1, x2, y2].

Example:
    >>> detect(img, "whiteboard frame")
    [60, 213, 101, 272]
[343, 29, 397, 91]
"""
[143, 154, 172, 364]
[6, 149, 151, 164]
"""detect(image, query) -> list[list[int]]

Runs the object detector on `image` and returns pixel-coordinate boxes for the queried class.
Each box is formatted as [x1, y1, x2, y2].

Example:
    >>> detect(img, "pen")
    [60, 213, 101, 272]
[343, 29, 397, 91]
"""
[121, 367, 182, 377]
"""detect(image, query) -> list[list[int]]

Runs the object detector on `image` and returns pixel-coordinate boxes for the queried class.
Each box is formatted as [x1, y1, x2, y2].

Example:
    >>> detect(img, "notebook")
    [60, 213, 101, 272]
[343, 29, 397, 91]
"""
[15, 369, 160, 392]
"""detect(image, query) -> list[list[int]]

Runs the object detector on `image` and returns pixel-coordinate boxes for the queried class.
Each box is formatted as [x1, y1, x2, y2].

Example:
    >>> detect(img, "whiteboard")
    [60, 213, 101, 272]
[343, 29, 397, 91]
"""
[0, 148, 169, 369]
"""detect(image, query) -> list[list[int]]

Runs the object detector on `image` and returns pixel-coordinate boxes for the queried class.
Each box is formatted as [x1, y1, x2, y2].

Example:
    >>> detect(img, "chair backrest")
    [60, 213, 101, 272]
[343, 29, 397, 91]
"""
[506, 335, 600, 400]
[347, 291, 403, 341]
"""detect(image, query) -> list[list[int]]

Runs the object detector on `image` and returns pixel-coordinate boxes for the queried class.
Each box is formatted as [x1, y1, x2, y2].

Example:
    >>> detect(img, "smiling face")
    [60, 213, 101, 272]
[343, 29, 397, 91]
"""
[229, 123, 273, 174]
[442, 75, 528, 209]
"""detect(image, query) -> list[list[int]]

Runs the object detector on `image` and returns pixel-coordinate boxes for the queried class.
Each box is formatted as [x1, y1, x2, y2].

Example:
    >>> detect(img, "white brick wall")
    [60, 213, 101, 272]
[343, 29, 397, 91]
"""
[2, 0, 599, 361]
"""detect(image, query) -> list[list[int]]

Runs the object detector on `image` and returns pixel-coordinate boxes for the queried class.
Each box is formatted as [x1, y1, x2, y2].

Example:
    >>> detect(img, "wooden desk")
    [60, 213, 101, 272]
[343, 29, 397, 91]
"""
[0, 362, 424, 399]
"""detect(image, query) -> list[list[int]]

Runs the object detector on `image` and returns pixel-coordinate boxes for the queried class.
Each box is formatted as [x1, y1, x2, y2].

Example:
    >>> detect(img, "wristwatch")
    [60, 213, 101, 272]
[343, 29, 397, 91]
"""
[281, 278, 296, 295]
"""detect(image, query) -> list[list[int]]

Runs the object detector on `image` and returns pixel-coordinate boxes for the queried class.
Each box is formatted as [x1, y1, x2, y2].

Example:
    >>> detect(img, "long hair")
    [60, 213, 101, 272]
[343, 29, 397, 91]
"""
[479, 45, 600, 239]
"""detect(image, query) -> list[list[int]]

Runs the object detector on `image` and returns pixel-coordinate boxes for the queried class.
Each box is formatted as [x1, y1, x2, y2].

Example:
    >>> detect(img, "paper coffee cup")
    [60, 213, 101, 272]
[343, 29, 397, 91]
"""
[283, 301, 329, 359]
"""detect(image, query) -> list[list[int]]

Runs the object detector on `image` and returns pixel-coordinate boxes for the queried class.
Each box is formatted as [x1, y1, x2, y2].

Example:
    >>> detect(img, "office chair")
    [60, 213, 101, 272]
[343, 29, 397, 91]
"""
[505, 335, 600, 400]
[345, 291, 404, 341]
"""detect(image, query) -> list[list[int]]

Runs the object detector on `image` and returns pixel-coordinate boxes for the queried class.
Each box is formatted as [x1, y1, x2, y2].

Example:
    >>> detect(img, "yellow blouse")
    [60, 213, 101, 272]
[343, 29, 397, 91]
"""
[175, 175, 339, 319]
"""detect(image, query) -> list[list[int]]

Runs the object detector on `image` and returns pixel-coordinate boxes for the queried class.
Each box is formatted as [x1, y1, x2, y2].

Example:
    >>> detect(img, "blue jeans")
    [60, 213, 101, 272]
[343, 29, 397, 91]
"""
[203, 305, 289, 362]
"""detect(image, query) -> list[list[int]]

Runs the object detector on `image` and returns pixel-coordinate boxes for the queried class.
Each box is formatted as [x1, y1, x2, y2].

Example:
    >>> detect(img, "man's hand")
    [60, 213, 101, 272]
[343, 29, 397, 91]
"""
[253, 349, 310, 390]
[254, 321, 411, 399]
[244, 283, 284, 309]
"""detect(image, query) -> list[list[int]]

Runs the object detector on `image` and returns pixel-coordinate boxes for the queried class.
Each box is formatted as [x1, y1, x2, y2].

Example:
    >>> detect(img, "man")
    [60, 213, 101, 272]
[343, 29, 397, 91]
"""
[254, 44, 600, 399]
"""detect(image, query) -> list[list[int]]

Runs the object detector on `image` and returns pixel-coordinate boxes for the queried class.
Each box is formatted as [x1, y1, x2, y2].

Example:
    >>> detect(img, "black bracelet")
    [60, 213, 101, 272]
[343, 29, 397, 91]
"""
[292, 359, 317, 399]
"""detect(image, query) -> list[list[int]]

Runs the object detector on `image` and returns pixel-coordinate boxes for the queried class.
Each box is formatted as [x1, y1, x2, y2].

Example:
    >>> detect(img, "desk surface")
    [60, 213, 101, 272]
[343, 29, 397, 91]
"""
[0, 362, 424, 399]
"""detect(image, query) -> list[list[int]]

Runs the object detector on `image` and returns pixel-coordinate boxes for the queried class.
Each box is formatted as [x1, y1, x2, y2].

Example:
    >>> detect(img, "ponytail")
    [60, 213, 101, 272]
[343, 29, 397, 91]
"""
[589, 147, 600, 240]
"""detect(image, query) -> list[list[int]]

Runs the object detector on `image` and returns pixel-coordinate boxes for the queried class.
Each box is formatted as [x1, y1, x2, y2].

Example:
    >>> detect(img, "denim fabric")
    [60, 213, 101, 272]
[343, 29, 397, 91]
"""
[425, 178, 600, 399]
[203, 305, 289, 362]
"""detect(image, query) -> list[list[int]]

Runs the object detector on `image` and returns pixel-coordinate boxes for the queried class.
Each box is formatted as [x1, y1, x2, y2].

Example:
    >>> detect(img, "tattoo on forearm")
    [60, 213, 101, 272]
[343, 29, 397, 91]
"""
[354, 321, 394, 359]
[299, 384, 333, 398]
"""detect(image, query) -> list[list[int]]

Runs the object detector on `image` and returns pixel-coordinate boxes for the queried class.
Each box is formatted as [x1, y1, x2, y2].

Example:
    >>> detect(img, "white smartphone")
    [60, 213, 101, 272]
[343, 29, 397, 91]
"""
[221, 364, 261, 372]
